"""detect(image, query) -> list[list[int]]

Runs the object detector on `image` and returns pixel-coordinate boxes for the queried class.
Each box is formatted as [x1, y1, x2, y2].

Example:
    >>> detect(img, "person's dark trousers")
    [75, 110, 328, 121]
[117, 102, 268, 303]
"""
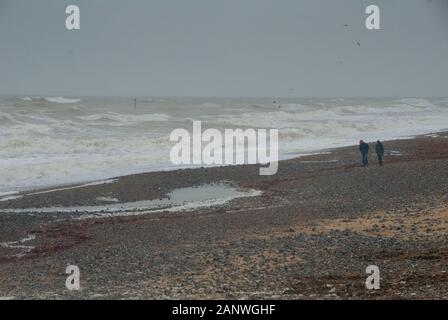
[361, 152, 369, 166]
[377, 155, 383, 166]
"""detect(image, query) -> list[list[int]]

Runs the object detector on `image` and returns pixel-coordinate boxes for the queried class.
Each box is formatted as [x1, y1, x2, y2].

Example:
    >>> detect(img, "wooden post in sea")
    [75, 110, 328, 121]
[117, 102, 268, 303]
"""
[134, 98, 137, 110]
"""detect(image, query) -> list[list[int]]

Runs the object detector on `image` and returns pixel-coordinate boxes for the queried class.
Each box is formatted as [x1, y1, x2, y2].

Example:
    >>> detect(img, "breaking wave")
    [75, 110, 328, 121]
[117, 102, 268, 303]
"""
[1, 96, 447, 193]
[22, 96, 81, 104]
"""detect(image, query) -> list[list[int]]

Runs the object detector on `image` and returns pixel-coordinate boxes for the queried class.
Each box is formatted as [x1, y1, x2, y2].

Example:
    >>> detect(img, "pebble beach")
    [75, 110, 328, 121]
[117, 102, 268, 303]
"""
[0, 133, 447, 299]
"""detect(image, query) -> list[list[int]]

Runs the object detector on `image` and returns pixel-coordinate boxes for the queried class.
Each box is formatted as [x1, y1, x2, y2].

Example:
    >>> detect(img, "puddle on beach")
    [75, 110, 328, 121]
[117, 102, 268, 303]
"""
[0, 184, 262, 217]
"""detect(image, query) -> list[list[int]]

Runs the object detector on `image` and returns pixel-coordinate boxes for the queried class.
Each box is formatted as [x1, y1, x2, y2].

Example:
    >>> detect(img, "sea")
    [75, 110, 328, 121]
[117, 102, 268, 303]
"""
[1, 96, 448, 194]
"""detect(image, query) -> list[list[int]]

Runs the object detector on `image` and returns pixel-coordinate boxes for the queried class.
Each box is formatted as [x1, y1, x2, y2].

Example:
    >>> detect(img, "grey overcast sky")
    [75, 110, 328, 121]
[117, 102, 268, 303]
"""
[0, 0, 447, 97]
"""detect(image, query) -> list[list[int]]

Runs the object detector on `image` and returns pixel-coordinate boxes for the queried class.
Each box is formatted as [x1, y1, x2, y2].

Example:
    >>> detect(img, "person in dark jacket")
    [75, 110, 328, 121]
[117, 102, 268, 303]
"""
[359, 140, 369, 166]
[375, 140, 385, 166]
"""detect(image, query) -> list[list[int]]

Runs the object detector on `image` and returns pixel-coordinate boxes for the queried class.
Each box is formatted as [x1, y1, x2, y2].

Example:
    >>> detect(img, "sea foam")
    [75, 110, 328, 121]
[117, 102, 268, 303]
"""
[0, 97, 447, 194]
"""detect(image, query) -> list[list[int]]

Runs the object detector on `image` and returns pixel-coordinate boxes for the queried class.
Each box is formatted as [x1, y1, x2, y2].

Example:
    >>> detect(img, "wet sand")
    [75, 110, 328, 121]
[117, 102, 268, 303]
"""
[1, 132, 448, 299]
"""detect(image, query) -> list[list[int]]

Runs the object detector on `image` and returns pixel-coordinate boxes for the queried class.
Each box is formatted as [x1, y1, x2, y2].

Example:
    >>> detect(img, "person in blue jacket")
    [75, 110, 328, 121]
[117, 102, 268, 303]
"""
[359, 140, 370, 166]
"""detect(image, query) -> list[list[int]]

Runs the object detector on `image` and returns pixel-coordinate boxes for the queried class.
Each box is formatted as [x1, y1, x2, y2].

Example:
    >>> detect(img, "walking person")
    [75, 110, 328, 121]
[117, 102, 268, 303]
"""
[359, 140, 369, 166]
[375, 140, 385, 166]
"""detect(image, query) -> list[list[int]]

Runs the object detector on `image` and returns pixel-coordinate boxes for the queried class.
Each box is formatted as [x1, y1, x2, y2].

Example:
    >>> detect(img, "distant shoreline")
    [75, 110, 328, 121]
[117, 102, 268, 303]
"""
[1, 129, 446, 203]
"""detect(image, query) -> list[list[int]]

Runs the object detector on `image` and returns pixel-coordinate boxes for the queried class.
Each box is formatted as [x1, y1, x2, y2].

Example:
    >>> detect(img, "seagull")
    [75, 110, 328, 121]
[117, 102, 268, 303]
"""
[356, 41, 361, 47]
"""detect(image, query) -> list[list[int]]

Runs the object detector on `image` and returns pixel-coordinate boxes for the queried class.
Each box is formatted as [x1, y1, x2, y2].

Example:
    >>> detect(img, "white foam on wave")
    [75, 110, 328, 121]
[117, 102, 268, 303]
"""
[21, 96, 81, 104]
[78, 112, 170, 123]
[0, 129, 172, 193]
[1, 97, 448, 194]
[395, 98, 436, 108]
[44, 97, 81, 104]
[214, 99, 448, 158]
